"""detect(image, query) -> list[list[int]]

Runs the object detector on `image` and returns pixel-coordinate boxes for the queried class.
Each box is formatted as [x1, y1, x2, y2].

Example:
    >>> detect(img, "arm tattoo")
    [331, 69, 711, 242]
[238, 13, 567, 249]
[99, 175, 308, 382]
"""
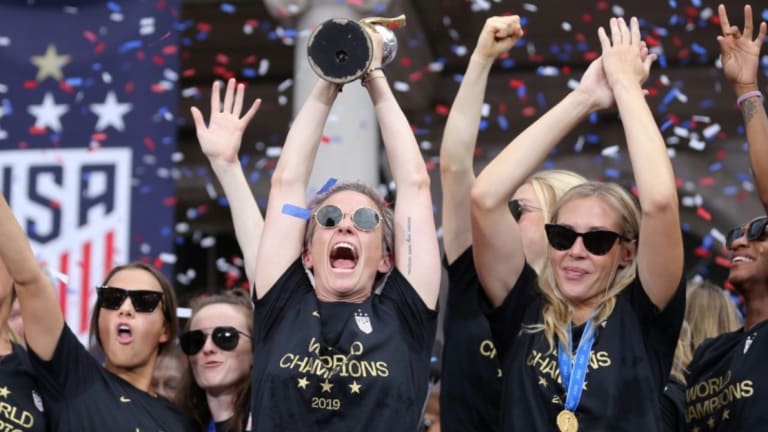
[741, 97, 761, 124]
[406, 217, 413, 275]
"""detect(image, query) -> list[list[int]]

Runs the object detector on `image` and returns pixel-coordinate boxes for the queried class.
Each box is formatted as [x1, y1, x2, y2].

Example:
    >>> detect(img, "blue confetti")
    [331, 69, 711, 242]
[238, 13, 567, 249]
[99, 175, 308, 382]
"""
[106, 1, 121, 13]
[242, 68, 257, 78]
[604, 168, 621, 179]
[708, 162, 722, 172]
[478, 119, 488, 131]
[723, 186, 738, 196]
[316, 178, 338, 195]
[702, 235, 713, 249]
[220, 3, 235, 14]
[118, 40, 142, 53]
[282, 204, 311, 220]
[497, 114, 509, 131]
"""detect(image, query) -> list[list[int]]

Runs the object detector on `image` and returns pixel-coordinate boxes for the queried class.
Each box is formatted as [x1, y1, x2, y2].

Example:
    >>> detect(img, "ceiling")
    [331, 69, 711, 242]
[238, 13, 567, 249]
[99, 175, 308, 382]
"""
[174, 0, 767, 293]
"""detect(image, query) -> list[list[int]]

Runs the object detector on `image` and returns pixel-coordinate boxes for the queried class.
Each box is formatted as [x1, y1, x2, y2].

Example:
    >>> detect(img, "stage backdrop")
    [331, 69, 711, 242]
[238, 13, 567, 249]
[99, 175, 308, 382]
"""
[0, 0, 180, 344]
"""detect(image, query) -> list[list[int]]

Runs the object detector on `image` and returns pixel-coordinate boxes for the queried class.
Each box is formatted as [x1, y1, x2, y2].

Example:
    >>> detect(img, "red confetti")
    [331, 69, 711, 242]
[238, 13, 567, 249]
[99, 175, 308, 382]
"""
[125, 82, 135, 94]
[435, 104, 450, 116]
[693, 246, 710, 258]
[91, 132, 107, 141]
[716, 150, 726, 160]
[83, 30, 97, 43]
[399, 57, 412, 68]
[49, 200, 61, 209]
[29, 127, 47, 135]
[582, 13, 593, 23]
[182, 68, 196, 77]
[215, 53, 230, 64]
[521, 106, 537, 117]
[197, 22, 212, 32]
[408, 71, 423, 82]
[714, 256, 731, 268]
[162, 45, 177, 55]
[58, 81, 74, 93]
[144, 136, 156, 150]
[23, 80, 38, 89]
[163, 196, 177, 206]
[152, 55, 165, 65]
[696, 207, 712, 222]
[321, 135, 331, 143]
[95, 42, 106, 54]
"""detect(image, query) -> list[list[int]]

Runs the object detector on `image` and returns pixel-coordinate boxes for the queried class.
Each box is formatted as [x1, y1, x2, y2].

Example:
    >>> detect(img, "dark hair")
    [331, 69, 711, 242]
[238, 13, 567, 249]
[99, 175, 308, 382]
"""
[175, 290, 253, 431]
[88, 262, 178, 356]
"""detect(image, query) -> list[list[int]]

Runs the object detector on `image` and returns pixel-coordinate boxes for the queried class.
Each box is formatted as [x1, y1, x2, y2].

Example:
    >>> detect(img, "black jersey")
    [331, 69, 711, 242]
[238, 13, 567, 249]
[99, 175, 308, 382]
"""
[490, 264, 685, 431]
[251, 259, 437, 432]
[685, 319, 768, 431]
[440, 247, 501, 432]
[28, 325, 197, 431]
[0, 344, 47, 431]
[661, 377, 686, 432]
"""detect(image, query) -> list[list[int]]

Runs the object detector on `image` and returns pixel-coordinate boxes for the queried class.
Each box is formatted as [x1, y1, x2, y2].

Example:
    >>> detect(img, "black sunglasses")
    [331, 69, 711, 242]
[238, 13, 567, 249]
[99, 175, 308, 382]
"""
[508, 199, 542, 222]
[726, 217, 768, 249]
[180, 326, 252, 356]
[314, 204, 381, 231]
[545, 224, 629, 256]
[97, 286, 163, 313]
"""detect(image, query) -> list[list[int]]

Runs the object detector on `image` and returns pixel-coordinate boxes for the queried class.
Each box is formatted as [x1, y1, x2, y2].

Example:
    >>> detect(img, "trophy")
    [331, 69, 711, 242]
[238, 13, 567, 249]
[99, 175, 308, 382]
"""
[307, 15, 406, 84]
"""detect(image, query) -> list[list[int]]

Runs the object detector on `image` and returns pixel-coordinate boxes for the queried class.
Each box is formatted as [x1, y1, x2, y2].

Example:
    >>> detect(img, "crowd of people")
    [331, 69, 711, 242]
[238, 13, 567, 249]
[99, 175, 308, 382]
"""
[0, 3, 766, 431]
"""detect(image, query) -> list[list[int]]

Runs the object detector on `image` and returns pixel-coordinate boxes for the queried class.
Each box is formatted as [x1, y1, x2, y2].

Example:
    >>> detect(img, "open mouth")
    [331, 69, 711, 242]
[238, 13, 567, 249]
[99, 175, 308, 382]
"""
[330, 242, 358, 269]
[117, 323, 133, 342]
[731, 256, 754, 265]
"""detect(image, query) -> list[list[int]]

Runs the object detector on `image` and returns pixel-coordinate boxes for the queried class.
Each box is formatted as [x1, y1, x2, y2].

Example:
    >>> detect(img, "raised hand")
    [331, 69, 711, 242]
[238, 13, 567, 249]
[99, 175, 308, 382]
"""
[190, 78, 261, 165]
[717, 4, 767, 93]
[473, 16, 524, 60]
[598, 17, 654, 92]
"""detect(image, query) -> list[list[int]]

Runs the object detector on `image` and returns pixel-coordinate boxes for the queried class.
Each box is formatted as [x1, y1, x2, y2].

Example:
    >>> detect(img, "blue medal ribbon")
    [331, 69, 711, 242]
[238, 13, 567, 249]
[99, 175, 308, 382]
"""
[557, 319, 596, 413]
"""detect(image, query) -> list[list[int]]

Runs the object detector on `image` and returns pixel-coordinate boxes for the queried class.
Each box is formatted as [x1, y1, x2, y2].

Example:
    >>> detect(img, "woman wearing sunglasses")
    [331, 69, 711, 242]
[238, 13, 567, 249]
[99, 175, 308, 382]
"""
[438, 15, 587, 432]
[0, 195, 196, 430]
[176, 291, 253, 432]
[238, 27, 440, 431]
[684, 4, 768, 431]
[471, 17, 684, 431]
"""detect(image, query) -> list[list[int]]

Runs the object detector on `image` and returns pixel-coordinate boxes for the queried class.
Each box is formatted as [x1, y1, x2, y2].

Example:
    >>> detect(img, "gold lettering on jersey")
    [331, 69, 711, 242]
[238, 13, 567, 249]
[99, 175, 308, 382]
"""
[685, 369, 754, 424]
[0, 401, 36, 430]
[278, 339, 390, 380]
[479, 339, 497, 359]
[526, 349, 612, 392]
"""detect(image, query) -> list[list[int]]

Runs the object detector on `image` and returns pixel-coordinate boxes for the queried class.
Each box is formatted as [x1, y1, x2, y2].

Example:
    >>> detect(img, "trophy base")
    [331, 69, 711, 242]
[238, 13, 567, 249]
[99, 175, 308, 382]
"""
[307, 18, 373, 84]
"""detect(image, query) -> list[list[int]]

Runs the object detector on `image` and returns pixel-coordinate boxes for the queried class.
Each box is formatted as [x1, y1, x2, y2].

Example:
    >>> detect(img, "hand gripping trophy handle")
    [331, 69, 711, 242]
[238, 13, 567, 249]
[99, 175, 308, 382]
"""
[307, 15, 406, 84]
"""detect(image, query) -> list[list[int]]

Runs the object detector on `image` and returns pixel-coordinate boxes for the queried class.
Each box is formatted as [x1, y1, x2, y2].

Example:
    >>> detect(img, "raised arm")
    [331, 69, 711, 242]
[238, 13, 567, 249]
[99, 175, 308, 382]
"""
[190, 78, 263, 291]
[253, 79, 340, 299]
[0, 195, 62, 360]
[440, 16, 522, 262]
[599, 17, 682, 308]
[470, 56, 615, 307]
[363, 32, 440, 309]
[717, 4, 768, 211]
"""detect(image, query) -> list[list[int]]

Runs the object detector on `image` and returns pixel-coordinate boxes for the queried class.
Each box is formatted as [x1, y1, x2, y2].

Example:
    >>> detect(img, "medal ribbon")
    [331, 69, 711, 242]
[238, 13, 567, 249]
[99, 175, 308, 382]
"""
[557, 319, 595, 412]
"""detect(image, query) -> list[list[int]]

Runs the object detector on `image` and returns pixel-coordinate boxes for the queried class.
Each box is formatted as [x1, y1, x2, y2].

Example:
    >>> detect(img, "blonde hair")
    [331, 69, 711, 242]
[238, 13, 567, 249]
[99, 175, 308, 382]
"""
[526, 170, 588, 274]
[669, 279, 741, 383]
[528, 182, 640, 353]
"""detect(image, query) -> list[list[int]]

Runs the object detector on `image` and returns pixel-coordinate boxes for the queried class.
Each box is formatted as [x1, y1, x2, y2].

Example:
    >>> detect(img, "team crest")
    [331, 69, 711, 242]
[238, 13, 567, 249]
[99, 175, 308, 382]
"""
[354, 310, 373, 334]
[32, 390, 44, 412]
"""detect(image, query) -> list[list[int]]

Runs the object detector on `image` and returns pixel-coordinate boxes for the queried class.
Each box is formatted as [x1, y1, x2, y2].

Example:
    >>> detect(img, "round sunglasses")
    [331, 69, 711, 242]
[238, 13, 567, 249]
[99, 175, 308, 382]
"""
[726, 217, 768, 249]
[179, 326, 252, 356]
[314, 204, 381, 231]
[97, 286, 163, 313]
[544, 224, 629, 256]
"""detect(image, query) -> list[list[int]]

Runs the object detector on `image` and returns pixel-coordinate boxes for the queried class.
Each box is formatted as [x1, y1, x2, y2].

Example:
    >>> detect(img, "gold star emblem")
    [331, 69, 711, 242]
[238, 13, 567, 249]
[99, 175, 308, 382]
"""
[320, 379, 334, 393]
[348, 381, 361, 394]
[708, 417, 716, 429]
[538, 377, 548, 388]
[0, 386, 10, 398]
[31, 45, 70, 82]
[722, 409, 730, 420]
[297, 377, 309, 389]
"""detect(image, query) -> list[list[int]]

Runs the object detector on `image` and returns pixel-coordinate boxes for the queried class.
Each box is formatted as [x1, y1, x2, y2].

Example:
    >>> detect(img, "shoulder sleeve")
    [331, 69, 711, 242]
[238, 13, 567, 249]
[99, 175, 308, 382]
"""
[621, 275, 685, 386]
[26, 324, 100, 401]
[378, 267, 438, 347]
[486, 264, 539, 358]
[253, 257, 313, 341]
[444, 247, 487, 318]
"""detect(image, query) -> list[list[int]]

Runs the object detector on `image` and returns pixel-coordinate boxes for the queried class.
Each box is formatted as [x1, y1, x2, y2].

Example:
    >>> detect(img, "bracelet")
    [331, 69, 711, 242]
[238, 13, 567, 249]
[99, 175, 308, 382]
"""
[361, 66, 384, 86]
[737, 90, 763, 105]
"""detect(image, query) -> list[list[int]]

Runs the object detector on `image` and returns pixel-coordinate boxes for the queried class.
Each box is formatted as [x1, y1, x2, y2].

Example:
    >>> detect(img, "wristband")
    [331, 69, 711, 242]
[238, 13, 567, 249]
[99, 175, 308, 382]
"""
[737, 91, 763, 106]
[361, 66, 384, 86]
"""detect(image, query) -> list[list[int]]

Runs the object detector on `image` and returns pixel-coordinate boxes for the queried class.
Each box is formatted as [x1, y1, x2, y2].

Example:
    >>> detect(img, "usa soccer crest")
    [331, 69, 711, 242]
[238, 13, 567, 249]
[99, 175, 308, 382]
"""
[354, 310, 372, 334]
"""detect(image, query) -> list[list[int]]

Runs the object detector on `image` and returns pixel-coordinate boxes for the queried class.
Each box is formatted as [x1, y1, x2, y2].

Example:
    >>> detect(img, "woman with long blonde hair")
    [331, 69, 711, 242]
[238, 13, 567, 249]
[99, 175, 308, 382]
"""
[471, 17, 684, 431]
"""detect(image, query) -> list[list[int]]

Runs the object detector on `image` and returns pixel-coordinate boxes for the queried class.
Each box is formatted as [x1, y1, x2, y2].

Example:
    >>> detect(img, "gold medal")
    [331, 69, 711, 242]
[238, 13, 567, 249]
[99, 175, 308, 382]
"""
[556, 409, 579, 432]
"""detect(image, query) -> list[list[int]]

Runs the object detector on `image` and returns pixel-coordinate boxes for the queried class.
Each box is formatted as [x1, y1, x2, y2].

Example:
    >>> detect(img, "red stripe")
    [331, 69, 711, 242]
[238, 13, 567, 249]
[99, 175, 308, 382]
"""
[80, 242, 91, 333]
[105, 231, 114, 276]
[59, 253, 69, 317]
